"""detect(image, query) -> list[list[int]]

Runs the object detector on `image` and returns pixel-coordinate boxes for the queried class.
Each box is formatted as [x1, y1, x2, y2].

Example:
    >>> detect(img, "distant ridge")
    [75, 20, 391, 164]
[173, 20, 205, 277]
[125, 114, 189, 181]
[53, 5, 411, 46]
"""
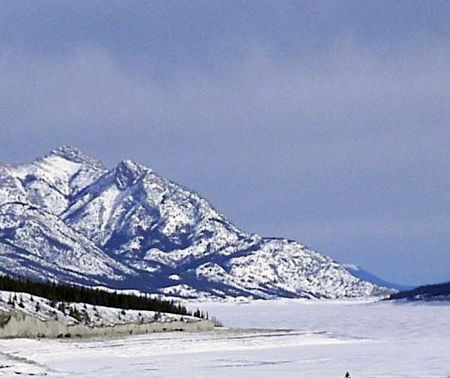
[388, 281, 450, 301]
[343, 264, 413, 291]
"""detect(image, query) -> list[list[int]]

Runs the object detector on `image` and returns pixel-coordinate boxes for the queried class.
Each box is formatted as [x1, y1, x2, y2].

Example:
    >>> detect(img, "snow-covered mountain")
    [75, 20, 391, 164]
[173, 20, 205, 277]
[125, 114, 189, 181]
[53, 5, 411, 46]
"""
[0, 146, 388, 299]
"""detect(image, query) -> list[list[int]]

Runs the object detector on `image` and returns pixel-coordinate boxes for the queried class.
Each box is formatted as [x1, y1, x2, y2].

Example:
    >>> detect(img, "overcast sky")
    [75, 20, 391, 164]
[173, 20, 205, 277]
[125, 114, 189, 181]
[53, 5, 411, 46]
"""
[1, 1, 449, 285]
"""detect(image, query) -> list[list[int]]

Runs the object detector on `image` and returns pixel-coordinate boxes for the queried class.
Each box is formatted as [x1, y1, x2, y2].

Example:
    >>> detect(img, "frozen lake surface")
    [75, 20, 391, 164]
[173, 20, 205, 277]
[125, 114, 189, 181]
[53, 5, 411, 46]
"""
[0, 299, 449, 377]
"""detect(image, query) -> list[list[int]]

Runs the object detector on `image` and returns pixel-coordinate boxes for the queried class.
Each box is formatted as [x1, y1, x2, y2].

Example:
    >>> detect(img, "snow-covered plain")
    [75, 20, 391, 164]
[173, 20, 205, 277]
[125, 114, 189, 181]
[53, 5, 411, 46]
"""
[0, 299, 448, 377]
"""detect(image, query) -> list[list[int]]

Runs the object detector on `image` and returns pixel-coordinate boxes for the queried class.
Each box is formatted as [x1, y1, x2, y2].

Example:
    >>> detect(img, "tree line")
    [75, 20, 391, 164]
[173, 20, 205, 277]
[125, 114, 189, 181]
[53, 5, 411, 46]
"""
[0, 275, 205, 318]
[388, 281, 450, 301]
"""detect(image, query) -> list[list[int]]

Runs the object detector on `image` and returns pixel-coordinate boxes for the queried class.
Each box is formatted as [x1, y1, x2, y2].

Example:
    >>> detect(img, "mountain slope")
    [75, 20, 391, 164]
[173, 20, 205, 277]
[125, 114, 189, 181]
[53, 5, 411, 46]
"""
[0, 202, 134, 286]
[62, 159, 258, 273]
[0, 147, 389, 299]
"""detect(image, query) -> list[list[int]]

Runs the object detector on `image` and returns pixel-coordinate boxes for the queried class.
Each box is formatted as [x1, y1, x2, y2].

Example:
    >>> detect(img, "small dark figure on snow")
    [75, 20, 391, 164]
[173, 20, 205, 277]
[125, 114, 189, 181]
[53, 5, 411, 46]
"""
[344, 373, 351, 378]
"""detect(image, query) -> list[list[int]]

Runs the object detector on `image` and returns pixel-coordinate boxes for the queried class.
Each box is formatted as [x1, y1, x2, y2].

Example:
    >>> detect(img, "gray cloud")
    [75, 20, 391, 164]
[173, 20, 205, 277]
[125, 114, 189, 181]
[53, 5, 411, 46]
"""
[1, 1, 449, 285]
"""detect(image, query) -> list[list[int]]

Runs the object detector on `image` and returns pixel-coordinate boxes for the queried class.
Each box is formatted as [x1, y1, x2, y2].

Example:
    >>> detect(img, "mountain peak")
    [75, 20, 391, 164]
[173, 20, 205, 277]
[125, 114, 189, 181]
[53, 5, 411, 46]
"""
[47, 145, 104, 168]
[114, 159, 148, 189]
[50, 145, 88, 159]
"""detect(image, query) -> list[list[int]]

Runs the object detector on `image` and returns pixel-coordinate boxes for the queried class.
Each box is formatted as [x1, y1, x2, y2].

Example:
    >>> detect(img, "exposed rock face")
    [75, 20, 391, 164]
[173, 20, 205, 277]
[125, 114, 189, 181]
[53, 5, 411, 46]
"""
[0, 146, 388, 299]
[0, 309, 213, 338]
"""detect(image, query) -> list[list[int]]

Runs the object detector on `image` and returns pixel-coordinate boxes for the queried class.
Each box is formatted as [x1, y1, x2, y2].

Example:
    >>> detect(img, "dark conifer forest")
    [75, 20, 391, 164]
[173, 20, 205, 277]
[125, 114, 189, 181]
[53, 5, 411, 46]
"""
[388, 281, 450, 301]
[0, 275, 203, 318]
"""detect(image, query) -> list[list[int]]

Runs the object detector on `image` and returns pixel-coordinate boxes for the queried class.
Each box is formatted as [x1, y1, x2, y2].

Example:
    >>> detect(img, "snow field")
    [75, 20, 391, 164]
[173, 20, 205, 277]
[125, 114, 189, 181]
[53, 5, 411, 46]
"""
[0, 299, 448, 377]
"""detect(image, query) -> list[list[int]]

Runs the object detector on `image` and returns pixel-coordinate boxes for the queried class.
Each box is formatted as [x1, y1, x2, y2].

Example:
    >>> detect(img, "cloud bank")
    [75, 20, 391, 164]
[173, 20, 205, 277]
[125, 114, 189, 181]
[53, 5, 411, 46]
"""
[1, 1, 449, 284]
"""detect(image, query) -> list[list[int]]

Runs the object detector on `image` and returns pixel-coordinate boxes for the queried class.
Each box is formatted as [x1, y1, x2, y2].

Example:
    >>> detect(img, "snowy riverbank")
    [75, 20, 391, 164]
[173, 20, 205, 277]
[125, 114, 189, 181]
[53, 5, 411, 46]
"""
[0, 291, 213, 339]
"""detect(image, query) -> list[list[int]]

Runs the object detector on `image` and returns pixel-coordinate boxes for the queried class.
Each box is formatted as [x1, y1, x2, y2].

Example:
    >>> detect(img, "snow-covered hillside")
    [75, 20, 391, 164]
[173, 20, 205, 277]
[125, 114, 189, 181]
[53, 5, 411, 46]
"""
[0, 290, 211, 340]
[0, 290, 186, 327]
[0, 146, 388, 299]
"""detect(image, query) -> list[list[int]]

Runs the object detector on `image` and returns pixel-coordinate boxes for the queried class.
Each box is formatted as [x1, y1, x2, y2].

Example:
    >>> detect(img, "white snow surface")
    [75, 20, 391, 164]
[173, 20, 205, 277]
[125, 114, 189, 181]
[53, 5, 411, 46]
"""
[0, 299, 448, 377]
